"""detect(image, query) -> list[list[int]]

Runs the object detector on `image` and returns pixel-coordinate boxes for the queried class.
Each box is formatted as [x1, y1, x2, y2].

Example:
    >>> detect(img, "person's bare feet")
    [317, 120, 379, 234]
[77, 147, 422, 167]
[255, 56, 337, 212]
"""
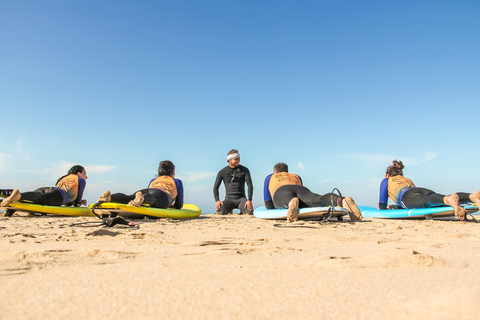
[128, 191, 144, 207]
[342, 196, 363, 222]
[445, 193, 466, 221]
[470, 191, 480, 208]
[0, 189, 21, 206]
[287, 197, 299, 223]
[97, 190, 111, 203]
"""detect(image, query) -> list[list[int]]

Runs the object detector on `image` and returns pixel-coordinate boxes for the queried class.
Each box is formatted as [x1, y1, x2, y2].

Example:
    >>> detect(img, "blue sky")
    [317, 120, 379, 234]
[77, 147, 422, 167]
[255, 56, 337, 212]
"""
[1, 1, 479, 213]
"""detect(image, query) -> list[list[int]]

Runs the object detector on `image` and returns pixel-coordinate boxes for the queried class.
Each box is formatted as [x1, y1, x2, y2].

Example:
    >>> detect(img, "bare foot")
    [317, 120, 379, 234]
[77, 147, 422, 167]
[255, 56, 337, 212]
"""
[470, 191, 480, 208]
[1, 189, 21, 207]
[97, 190, 111, 203]
[342, 196, 363, 222]
[287, 197, 299, 223]
[445, 193, 465, 221]
[128, 191, 144, 207]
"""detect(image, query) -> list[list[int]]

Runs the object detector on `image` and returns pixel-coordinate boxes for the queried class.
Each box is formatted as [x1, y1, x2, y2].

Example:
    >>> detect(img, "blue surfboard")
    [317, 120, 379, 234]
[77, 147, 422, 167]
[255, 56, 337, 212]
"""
[359, 205, 478, 219]
[254, 206, 348, 220]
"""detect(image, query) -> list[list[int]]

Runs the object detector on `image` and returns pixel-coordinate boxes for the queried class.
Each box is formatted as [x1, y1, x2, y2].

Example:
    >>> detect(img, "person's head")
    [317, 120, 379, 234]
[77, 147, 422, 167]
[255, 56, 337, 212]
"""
[68, 165, 87, 180]
[158, 160, 175, 177]
[227, 149, 240, 168]
[386, 160, 404, 177]
[274, 163, 288, 173]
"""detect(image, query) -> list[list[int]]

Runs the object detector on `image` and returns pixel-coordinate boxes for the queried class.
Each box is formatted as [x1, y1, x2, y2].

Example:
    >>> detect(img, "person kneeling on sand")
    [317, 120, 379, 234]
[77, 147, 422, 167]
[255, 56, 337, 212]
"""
[1, 165, 88, 207]
[97, 160, 183, 209]
[378, 160, 480, 221]
[263, 163, 362, 223]
[213, 149, 254, 215]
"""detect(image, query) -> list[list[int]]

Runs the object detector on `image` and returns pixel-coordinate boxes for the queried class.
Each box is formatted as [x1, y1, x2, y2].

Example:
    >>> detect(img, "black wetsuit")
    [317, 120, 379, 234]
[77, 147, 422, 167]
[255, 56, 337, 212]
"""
[401, 188, 471, 209]
[110, 178, 184, 209]
[213, 165, 253, 214]
[0, 177, 86, 207]
[111, 189, 173, 209]
[378, 177, 472, 209]
[271, 185, 341, 210]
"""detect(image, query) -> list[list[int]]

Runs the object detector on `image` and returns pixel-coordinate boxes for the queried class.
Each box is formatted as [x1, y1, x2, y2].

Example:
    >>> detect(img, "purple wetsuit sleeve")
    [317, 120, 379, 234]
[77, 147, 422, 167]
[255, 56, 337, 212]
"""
[264, 174, 275, 209]
[75, 178, 86, 206]
[264, 174, 273, 202]
[378, 178, 389, 209]
[174, 178, 184, 209]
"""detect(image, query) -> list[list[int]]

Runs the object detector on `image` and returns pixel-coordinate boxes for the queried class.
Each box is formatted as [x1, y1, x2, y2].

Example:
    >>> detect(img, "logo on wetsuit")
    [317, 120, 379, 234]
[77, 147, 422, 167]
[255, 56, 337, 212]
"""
[56, 174, 79, 201]
[268, 172, 302, 196]
[229, 168, 244, 182]
[149, 176, 178, 199]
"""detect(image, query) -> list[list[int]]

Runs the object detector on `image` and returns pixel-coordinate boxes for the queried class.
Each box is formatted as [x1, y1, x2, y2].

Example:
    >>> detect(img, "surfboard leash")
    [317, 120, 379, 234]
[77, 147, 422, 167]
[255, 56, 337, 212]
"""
[328, 187, 344, 222]
[88, 201, 138, 228]
[318, 206, 333, 223]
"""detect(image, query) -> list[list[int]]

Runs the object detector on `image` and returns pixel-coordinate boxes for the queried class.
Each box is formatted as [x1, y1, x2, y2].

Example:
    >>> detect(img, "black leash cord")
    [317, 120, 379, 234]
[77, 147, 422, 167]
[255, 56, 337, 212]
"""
[83, 202, 137, 228]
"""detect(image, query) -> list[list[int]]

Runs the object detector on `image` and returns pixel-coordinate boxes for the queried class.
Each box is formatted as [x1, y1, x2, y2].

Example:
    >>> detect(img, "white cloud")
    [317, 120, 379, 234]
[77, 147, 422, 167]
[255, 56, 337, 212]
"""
[180, 171, 217, 182]
[0, 153, 11, 172]
[352, 152, 439, 167]
[297, 161, 305, 170]
[404, 151, 439, 166]
[317, 179, 333, 185]
[21, 162, 117, 179]
[86, 165, 117, 174]
[346, 177, 381, 184]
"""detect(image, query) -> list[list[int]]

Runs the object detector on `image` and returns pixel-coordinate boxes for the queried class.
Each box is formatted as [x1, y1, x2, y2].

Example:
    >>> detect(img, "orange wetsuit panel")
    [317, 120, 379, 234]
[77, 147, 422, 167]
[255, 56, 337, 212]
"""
[56, 174, 79, 202]
[148, 176, 178, 199]
[388, 175, 415, 205]
[268, 172, 302, 197]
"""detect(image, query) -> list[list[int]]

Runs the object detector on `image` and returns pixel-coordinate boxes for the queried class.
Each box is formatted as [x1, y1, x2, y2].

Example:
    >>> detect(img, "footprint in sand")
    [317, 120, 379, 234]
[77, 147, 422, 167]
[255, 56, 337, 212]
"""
[84, 249, 139, 260]
[86, 229, 122, 237]
[307, 249, 449, 269]
[0, 267, 31, 277]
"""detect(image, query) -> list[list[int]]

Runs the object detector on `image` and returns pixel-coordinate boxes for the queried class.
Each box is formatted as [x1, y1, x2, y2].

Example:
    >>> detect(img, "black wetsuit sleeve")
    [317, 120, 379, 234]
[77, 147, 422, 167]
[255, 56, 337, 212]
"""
[213, 170, 223, 202]
[245, 168, 253, 201]
[265, 200, 275, 209]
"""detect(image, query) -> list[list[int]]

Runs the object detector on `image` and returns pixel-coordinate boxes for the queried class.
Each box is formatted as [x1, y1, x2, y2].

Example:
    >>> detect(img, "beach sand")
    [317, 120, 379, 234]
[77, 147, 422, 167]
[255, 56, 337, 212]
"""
[1, 212, 480, 320]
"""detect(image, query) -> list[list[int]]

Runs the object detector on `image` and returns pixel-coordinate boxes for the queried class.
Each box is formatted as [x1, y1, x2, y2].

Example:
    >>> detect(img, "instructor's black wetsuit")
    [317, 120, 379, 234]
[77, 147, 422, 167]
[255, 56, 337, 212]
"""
[213, 165, 253, 214]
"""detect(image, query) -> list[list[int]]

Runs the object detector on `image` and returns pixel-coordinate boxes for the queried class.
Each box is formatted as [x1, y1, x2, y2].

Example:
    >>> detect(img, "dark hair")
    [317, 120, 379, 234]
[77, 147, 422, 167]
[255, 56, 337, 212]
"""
[158, 160, 175, 177]
[386, 160, 404, 177]
[56, 165, 85, 184]
[274, 163, 288, 173]
[227, 149, 239, 156]
[67, 165, 85, 175]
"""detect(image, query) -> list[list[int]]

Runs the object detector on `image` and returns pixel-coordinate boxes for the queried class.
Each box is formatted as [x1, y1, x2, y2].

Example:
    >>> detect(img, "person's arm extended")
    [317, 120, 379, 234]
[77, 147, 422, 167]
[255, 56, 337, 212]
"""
[263, 174, 274, 209]
[174, 179, 184, 209]
[245, 168, 253, 201]
[74, 178, 87, 206]
[213, 171, 222, 202]
[378, 178, 389, 210]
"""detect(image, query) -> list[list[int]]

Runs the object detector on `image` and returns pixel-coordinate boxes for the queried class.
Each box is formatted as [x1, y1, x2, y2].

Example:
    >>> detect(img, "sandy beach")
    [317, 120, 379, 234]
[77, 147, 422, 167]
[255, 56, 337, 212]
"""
[1, 212, 479, 320]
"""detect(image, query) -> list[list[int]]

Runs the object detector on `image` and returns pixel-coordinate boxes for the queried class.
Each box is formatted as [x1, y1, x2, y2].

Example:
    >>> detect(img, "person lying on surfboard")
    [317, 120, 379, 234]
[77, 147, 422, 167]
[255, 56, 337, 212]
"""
[264, 163, 362, 223]
[1, 165, 88, 207]
[96, 160, 183, 209]
[378, 160, 480, 221]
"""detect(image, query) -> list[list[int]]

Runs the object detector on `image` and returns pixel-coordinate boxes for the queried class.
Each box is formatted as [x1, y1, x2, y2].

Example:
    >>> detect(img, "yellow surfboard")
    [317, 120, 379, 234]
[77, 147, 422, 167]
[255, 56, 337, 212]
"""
[0, 202, 95, 216]
[90, 203, 201, 219]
